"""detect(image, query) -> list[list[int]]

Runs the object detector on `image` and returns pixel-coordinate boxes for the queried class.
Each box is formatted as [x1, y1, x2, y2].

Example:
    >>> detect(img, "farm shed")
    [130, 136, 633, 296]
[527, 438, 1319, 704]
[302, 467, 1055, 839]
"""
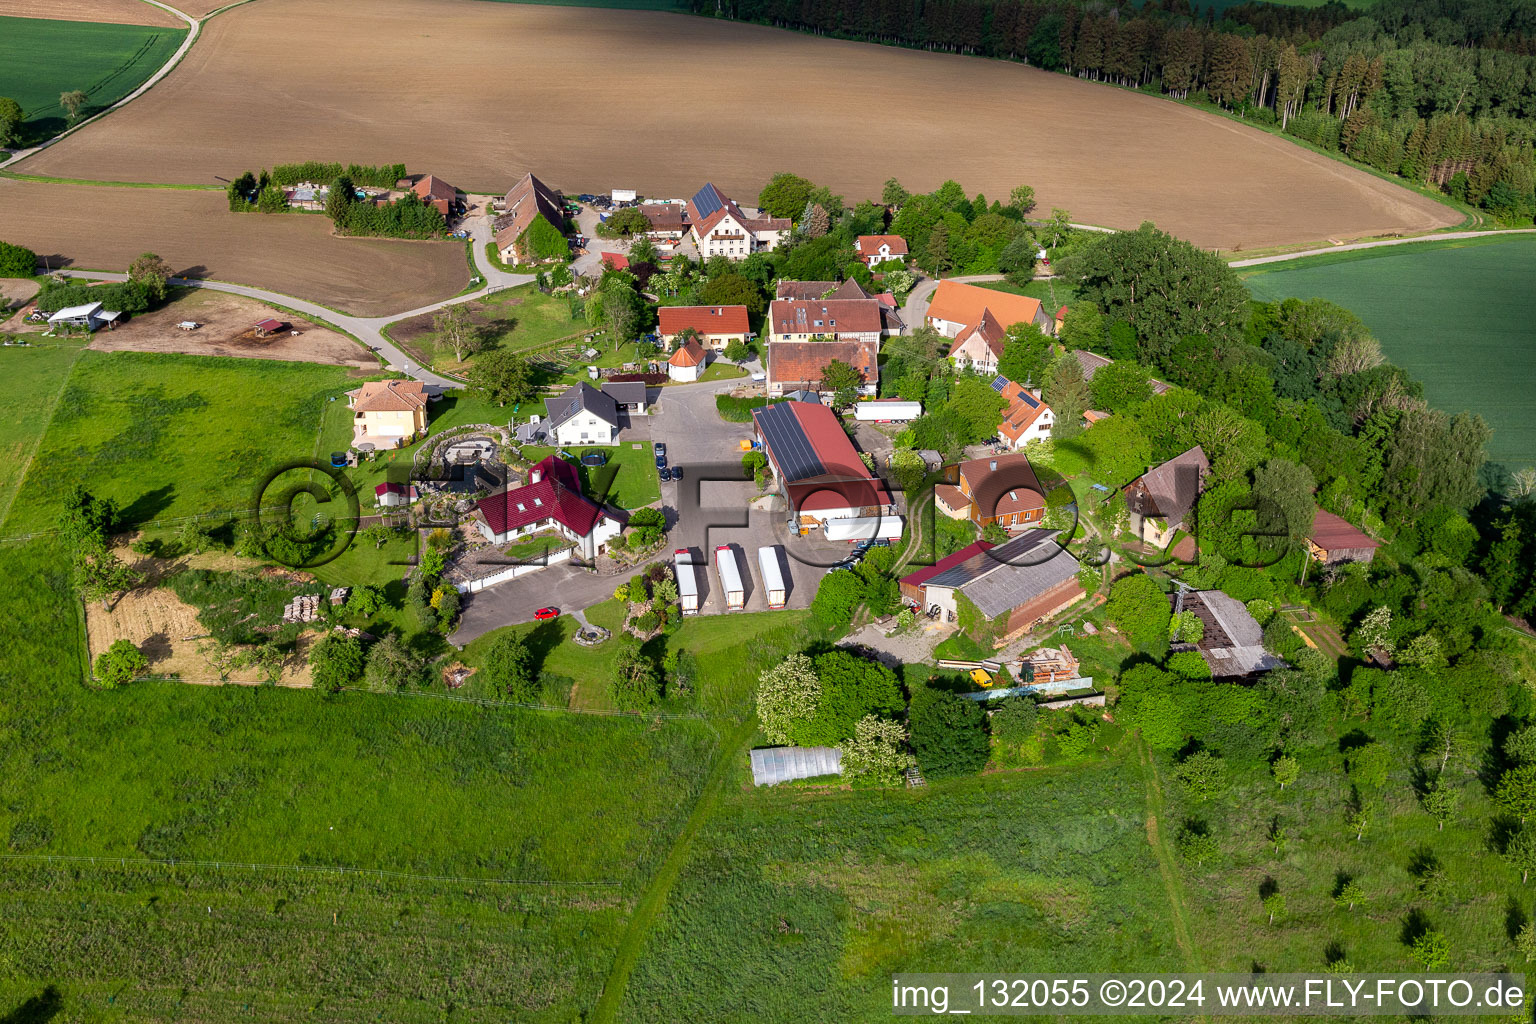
[253, 318, 286, 337]
[48, 302, 121, 332]
[749, 746, 842, 786]
[1308, 509, 1380, 565]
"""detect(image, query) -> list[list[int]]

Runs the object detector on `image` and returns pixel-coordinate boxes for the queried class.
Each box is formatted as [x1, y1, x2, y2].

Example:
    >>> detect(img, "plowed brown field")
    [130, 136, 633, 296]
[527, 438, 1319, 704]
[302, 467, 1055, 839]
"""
[0, 180, 469, 316]
[15, 0, 1457, 249]
[5, 0, 184, 26]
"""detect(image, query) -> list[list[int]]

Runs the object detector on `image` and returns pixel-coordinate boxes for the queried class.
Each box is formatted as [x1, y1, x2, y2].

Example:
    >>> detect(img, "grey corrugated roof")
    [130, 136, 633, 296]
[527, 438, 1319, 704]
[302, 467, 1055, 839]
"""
[749, 746, 842, 786]
[956, 531, 1080, 619]
[1198, 590, 1262, 647]
[546, 382, 619, 432]
[1187, 589, 1284, 677]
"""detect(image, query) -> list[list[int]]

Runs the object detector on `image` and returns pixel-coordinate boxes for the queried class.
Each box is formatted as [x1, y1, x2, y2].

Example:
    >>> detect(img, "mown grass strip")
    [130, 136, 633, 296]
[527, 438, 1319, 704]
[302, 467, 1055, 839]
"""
[591, 717, 754, 1024]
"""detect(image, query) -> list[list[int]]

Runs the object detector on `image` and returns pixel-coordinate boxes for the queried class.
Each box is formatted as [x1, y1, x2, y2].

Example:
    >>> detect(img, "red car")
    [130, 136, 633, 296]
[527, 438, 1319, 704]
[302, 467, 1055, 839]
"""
[533, 607, 560, 621]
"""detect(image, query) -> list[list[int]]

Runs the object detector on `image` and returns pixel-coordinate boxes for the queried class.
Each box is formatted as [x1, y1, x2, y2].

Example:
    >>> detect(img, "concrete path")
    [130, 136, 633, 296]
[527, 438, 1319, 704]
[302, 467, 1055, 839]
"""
[0, 0, 201, 172]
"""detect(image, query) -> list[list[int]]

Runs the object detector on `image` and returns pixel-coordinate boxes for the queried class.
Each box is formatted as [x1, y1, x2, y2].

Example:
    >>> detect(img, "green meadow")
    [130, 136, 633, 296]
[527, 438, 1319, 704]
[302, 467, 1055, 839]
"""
[0, 16, 186, 143]
[3, 351, 355, 536]
[0, 339, 87, 526]
[1241, 235, 1536, 472]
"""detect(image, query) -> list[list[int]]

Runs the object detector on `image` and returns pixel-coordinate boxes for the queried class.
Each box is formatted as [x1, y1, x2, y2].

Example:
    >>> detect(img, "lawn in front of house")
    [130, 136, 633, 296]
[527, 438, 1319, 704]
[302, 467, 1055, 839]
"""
[503, 530, 571, 560]
[519, 441, 660, 509]
[696, 359, 747, 383]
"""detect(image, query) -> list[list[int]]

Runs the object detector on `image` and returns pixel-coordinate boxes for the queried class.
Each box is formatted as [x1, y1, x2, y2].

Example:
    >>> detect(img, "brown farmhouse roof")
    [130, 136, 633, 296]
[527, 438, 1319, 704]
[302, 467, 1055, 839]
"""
[770, 298, 883, 336]
[768, 339, 877, 388]
[1311, 509, 1381, 552]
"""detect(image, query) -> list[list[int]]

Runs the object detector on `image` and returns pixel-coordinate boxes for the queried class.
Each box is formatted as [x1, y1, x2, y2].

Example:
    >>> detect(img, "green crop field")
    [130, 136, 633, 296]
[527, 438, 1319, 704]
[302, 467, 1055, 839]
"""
[1241, 235, 1536, 472]
[0, 17, 186, 145]
[2, 351, 355, 536]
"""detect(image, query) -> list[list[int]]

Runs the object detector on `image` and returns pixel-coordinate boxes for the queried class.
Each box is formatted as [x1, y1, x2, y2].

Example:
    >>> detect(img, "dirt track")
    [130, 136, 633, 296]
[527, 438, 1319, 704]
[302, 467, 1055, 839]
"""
[14, 0, 1457, 249]
[0, 179, 469, 316]
[85, 289, 377, 368]
[5, 0, 185, 26]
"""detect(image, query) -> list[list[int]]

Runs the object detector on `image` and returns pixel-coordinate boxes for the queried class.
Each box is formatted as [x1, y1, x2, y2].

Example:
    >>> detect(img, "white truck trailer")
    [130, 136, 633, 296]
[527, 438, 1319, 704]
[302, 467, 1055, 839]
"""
[715, 545, 745, 611]
[758, 546, 787, 609]
[674, 549, 699, 614]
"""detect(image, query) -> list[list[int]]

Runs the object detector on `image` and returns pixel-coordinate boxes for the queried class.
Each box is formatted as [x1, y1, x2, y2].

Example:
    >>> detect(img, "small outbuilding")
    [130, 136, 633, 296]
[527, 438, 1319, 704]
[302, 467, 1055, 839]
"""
[47, 302, 121, 332]
[667, 338, 706, 382]
[253, 318, 287, 337]
[1309, 508, 1381, 565]
[749, 746, 842, 786]
[375, 481, 419, 507]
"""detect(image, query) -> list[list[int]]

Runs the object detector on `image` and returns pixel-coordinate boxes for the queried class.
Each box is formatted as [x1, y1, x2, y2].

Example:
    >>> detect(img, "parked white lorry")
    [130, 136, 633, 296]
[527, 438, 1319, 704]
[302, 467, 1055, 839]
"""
[674, 549, 699, 614]
[715, 545, 745, 611]
[758, 546, 786, 609]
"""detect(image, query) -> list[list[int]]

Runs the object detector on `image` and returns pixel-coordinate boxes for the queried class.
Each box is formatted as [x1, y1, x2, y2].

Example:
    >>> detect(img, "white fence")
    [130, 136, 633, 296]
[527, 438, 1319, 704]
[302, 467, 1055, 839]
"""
[455, 547, 572, 593]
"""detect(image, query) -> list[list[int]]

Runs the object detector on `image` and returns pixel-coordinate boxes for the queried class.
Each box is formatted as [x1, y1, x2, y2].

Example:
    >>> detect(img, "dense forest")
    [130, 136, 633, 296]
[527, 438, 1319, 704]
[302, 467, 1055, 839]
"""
[688, 0, 1536, 221]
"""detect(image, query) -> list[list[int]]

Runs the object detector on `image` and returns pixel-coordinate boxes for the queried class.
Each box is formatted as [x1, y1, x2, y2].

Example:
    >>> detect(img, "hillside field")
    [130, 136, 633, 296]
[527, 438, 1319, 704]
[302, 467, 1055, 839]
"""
[0, 16, 185, 144]
[0, 180, 471, 317]
[1241, 235, 1536, 472]
[13, 0, 1456, 250]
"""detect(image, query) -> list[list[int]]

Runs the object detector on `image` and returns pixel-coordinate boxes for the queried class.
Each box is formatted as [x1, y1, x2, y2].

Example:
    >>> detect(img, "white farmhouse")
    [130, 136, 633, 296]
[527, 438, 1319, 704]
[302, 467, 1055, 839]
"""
[545, 382, 620, 446]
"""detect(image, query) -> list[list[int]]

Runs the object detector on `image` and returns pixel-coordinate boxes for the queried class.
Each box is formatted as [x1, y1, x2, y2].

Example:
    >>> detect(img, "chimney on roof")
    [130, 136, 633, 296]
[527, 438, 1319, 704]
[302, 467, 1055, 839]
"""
[530, 468, 543, 484]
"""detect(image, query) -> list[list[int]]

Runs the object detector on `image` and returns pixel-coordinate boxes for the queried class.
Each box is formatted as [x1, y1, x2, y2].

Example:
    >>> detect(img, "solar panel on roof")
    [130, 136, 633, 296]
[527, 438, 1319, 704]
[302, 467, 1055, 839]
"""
[691, 183, 725, 219]
[1019, 391, 1040, 409]
[754, 403, 826, 483]
[990, 376, 1010, 392]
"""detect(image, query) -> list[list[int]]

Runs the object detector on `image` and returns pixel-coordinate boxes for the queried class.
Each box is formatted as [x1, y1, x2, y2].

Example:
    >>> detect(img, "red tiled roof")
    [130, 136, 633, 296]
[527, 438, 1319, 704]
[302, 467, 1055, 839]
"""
[855, 234, 909, 256]
[254, 318, 285, 332]
[1312, 508, 1380, 551]
[996, 380, 1051, 443]
[347, 379, 428, 413]
[375, 482, 418, 498]
[658, 305, 749, 336]
[770, 298, 883, 336]
[901, 540, 995, 589]
[767, 339, 877, 390]
[476, 456, 607, 537]
[669, 339, 706, 367]
[412, 175, 456, 202]
[601, 252, 629, 270]
[927, 281, 1042, 331]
